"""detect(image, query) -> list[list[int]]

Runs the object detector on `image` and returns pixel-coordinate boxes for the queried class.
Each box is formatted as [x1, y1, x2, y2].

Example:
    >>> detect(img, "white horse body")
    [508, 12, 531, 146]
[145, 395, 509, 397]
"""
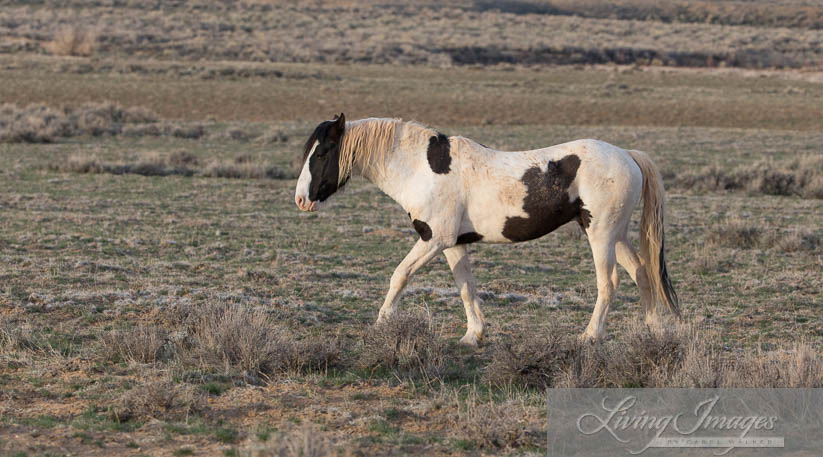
[295, 116, 678, 346]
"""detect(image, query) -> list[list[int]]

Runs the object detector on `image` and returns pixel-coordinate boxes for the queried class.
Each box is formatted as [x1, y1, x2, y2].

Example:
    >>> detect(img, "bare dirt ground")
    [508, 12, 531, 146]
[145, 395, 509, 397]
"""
[1, 1, 822, 456]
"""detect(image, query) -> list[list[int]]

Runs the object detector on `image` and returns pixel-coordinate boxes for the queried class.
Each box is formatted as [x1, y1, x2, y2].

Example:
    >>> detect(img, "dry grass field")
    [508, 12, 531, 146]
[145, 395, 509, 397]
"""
[1, 1, 822, 457]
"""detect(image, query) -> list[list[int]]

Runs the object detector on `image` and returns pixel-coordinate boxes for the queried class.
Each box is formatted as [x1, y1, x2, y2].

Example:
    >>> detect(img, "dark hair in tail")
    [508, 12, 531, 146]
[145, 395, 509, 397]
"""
[626, 149, 680, 317]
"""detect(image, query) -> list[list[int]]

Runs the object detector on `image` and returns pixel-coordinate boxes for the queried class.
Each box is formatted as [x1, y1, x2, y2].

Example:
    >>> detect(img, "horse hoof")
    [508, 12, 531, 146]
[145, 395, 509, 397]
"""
[459, 333, 480, 348]
[578, 332, 598, 344]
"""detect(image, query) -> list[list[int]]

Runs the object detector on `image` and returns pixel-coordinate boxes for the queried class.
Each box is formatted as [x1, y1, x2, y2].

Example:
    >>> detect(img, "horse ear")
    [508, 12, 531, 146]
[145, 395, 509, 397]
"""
[329, 112, 345, 139]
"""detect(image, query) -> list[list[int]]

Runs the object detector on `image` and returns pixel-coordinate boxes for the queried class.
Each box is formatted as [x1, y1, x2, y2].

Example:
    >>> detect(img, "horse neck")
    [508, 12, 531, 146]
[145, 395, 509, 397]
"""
[354, 122, 431, 211]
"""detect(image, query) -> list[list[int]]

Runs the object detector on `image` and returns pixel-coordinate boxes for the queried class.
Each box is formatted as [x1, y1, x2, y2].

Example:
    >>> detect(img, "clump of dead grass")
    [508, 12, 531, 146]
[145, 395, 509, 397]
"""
[723, 343, 823, 388]
[103, 324, 168, 364]
[455, 386, 541, 450]
[45, 25, 98, 57]
[358, 311, 448, 381]
[110, 380, 206, 423]
[246, 425, 334, 457]
[0, 318, 40, 356]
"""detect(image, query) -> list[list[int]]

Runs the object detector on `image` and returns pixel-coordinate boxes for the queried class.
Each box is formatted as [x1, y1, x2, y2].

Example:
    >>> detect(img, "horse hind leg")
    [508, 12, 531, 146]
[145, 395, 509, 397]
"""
[615, 238, 659, 327]
[581, 230, 617, 341]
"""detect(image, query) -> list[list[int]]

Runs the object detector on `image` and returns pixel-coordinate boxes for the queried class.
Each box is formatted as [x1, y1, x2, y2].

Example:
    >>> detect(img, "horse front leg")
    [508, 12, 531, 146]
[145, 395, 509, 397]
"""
[443, 245, 485, 347]
[376, 239, 443, 324]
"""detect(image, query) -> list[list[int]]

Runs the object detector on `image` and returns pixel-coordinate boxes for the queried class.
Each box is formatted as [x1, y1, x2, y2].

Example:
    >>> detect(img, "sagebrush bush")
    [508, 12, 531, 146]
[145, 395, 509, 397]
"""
[484, 322, 600, 388]
[172, 302, 341, 378]
[456, 388, 540, 450]
[675, 156, 823, 199]
[358, 311, 447, 381]
[484, 321, 823, 389]
[0, 102, 160, 143]
[184, 303, 290, 376]
[707, 220, 820, 252]
[607, 321, 692, 387]
[110, 380, 206, 422]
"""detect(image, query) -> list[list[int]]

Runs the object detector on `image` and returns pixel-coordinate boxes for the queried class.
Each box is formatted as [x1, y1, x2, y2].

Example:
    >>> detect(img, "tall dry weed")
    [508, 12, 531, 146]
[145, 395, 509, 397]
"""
[45, 26, 98, 57]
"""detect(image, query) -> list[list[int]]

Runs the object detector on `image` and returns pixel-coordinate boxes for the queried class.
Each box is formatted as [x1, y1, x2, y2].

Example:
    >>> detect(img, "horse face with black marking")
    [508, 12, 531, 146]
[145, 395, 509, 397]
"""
[294, 114, 346, 212]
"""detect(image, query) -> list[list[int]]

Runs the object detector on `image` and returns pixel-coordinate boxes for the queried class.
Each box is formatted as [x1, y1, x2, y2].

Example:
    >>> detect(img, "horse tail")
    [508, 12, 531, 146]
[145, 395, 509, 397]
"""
[626, 149, 680, 318]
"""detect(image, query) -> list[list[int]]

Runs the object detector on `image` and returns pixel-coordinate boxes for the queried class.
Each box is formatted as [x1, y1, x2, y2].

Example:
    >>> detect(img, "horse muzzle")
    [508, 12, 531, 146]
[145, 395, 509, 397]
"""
[295, 195, 318, 212]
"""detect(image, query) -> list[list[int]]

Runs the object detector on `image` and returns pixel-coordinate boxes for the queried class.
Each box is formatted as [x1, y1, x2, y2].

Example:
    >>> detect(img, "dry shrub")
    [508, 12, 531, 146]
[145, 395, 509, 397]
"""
[456, 388, 540, 450]
[608, 321, 692, 387]
[484, 322, 603, 388]
[676, 156, 823, 199]
[103, 325, 168, 364]
[174, 303, 341, 378]
[202, 161, 292, 179]
[485, 322, 822, 389]
[168, 150, 200, 167]
[45, 26, 97, 57]
[358, 311, 447, 380]
[246, 426, 334, 457]
[55, 151, 291, 180]
[0, 104, 73, 143]
[64, 153, 104, 173]
[775, 229, 820, 253]
[723, 343, 823, 388]
[183, 303, 290, 376]
[110, 380, 206, 423]
[289, 335, 343, 373]
[169, 124, 207, 139]
[707, 220, 820, 252]
[1, 103, 159, 143]
[0, 318, 39, 356]
[707, 220, 763, 249]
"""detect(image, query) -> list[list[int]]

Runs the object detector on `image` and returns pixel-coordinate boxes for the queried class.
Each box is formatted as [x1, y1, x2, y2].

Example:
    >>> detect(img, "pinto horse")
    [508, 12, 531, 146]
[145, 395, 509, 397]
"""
[294, 114, 678, 346]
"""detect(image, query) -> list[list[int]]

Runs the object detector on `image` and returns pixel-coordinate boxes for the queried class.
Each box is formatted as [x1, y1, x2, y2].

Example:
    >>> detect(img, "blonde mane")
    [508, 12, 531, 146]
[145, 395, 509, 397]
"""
[338, 118, 400, 184]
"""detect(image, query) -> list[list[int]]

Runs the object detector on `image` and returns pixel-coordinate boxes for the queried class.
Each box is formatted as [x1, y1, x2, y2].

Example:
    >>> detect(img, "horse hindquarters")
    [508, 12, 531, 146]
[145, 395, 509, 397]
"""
[577, 147, 644, 340]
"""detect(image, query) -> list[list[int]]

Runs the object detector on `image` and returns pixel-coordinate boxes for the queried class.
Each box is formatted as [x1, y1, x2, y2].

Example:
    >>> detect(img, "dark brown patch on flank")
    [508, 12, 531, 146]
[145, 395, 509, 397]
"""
[502, 155, 583, 242]
[412, 219, 432, 241]
[427, 133, 451, 174]
[456, 232, 483, 244]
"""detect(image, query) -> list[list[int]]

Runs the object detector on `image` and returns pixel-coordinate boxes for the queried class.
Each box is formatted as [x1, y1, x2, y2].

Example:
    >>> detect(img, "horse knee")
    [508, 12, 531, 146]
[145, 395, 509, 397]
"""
[389, 269, 408, 291]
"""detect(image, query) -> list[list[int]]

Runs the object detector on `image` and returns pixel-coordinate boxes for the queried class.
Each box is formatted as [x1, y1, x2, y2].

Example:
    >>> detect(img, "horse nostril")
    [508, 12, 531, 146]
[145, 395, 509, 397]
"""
[296, 196, 304, 207]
